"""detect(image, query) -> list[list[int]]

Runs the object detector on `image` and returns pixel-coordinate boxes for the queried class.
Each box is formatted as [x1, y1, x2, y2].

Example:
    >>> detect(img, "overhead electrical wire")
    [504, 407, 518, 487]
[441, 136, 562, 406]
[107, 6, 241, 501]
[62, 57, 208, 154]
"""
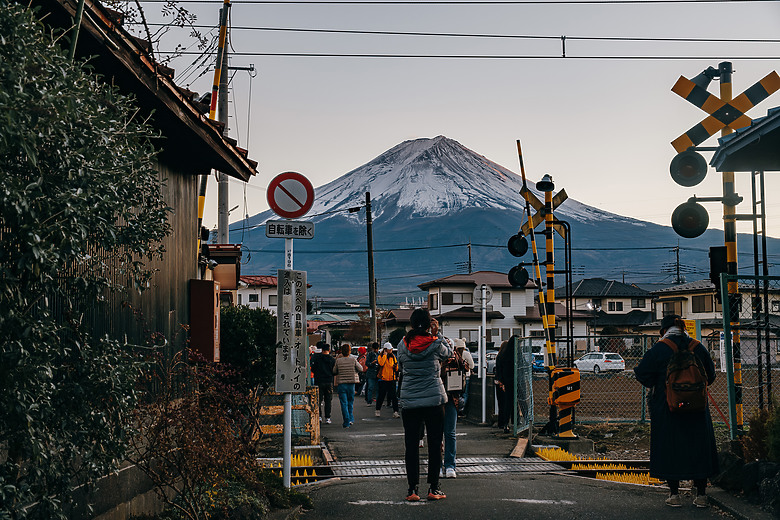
[138, 0, 778, 5]
[162, 51, 780, 60]
[142, 24, 780, 45]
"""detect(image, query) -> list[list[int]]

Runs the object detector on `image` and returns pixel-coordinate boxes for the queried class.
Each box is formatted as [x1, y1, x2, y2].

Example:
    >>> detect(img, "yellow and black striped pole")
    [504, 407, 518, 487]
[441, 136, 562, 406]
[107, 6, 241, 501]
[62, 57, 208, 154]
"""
[719, 62, 744, 436]
[197, 0, 231, 265]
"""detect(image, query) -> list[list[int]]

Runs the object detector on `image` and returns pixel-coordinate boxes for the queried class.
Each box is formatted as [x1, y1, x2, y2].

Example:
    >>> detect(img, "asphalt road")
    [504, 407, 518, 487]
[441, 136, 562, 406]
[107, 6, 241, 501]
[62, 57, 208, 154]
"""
[304, 389, 736, 520]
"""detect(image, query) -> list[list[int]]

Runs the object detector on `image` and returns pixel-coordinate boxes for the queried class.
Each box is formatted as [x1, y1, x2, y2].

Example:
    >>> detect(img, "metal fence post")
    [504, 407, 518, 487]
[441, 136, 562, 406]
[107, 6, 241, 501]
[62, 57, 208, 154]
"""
[722, 273, 737, 440]
[640, 334, 647, 423]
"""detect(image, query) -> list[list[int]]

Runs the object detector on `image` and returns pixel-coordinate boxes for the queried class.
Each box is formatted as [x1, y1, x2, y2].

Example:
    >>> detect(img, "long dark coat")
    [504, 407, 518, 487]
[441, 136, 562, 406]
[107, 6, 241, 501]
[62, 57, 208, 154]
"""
[634, 333, 719, 480]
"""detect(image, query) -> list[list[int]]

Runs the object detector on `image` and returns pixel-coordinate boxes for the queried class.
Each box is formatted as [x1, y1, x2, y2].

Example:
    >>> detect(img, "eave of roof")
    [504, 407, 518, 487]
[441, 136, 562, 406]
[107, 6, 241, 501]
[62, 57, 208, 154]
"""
[712, 106, 780, 172]
[36, 0, 257, 181]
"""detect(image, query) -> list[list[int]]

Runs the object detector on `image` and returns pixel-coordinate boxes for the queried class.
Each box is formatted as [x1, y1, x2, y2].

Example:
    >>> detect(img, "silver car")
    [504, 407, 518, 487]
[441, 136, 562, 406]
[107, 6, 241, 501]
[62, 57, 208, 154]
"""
[574, 352, 625, 374]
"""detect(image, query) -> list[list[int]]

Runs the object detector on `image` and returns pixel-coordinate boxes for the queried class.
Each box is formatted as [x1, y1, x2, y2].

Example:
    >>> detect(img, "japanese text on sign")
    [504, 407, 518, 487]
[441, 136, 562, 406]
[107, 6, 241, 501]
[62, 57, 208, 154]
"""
[275, 269, 308, 392]
[266, 220, 314, 240]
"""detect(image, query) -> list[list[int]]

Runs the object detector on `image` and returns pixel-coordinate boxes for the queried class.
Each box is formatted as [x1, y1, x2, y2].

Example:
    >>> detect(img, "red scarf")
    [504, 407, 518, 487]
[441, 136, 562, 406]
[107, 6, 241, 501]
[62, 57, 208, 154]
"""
[407, 334, 437, 354]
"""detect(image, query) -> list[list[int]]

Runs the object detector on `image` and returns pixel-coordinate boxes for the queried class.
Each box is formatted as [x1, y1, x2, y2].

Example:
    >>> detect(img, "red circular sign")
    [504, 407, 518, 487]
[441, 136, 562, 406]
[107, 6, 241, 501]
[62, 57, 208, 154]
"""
[266, 172, 315, 219]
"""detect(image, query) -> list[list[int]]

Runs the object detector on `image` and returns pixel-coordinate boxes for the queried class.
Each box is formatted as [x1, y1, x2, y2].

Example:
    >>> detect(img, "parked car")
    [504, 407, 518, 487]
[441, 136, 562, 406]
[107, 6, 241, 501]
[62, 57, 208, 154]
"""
[532, 353, 546, 373]
[485, 349, 498, 374]
[574, 352, 625, 374]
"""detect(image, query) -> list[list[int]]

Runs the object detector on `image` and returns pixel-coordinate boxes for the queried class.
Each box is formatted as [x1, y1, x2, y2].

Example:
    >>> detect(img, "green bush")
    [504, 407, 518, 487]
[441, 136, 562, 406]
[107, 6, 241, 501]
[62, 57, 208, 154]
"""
[0, 3, 169, 518]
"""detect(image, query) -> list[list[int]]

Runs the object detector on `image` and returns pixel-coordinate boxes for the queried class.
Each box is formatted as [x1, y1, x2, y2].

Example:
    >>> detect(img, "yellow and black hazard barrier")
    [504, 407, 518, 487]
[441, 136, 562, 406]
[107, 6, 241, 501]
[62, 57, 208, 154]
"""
[536, 447, 660, 486]
[549, 367, 580, 439]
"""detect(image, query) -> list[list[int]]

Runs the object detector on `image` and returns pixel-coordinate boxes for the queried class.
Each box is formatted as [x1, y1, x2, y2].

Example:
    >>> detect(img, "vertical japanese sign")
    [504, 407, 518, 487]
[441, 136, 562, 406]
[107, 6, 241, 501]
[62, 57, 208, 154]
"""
[276, 269, 308, 392]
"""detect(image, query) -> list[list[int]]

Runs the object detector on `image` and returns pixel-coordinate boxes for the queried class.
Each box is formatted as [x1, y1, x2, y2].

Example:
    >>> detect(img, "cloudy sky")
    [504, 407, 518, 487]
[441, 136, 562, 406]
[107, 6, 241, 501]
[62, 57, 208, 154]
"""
[142, 0, 780, 237]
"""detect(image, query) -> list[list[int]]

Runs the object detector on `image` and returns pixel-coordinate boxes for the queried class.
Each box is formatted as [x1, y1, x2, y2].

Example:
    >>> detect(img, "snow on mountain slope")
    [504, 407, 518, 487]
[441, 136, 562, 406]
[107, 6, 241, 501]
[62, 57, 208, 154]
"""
[305, 136, 642, 226]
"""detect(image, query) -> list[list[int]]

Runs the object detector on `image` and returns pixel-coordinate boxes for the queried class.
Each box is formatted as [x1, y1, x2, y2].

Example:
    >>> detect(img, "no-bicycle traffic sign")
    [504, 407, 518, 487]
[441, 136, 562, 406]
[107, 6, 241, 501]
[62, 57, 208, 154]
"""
[266, 171, 314, 219]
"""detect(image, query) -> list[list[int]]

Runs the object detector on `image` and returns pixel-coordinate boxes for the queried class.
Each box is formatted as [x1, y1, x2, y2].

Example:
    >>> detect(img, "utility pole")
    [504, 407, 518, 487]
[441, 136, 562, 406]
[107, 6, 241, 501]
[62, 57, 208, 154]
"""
[366, 192, 377, 343]
[216, 2, 231, 244]
[468, 240, 473, 274]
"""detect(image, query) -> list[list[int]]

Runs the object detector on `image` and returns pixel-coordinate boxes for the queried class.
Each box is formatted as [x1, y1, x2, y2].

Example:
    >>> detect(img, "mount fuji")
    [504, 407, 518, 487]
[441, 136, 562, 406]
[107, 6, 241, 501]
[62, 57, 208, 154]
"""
[231, 136, 777, 303]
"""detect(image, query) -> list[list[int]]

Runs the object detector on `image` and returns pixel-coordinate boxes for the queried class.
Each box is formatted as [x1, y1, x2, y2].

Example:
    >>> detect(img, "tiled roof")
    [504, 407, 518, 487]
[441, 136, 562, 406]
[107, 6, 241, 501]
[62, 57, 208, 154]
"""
[514, 303, 591, 322]
[568, 278, 651, 298]
[419, 271, 534, 290]
[653, 279, 714, 294]
[439, 306, 505, 320]
[594, 310, 655, 328]
[239, 275, 277, 287]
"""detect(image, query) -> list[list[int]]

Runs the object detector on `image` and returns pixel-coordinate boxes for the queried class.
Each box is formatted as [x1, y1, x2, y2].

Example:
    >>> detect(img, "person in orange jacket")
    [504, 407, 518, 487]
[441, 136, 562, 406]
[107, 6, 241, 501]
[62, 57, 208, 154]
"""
[375, 342, 400, 418]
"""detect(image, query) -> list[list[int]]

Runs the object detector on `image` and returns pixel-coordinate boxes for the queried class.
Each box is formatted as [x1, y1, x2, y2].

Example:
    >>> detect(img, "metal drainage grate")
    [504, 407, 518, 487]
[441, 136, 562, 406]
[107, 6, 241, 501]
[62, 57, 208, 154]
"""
[330, 457, 565, 478]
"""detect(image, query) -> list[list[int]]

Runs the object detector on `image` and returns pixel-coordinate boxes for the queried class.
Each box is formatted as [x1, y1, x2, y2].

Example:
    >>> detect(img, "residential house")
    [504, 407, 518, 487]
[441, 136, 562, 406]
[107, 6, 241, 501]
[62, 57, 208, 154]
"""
[417, 271, 589, 356]
[561, 278, 655, 335]
[238, 275, 279, 310]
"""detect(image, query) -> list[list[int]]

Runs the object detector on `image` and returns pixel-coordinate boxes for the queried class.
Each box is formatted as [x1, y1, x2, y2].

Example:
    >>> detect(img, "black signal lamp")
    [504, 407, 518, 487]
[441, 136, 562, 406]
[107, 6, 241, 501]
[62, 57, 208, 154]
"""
[670, 150, 708, 187]
[536, 174, 555, 193]
[507, 234, 528, 257]
[671, 200, 709, 238]
[508, 265, 530, 288]
[709, 246, 727, 303]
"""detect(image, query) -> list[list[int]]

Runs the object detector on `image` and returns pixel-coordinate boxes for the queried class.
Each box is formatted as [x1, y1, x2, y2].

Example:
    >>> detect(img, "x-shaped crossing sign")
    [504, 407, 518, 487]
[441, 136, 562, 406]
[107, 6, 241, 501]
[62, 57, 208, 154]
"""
[671, 71, 780, 153]
[520, 186, 568, 238]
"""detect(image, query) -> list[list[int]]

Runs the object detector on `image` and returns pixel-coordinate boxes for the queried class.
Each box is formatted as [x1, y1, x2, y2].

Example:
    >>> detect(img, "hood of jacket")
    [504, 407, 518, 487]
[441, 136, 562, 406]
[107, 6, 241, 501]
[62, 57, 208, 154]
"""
[406, 334, 438, 355]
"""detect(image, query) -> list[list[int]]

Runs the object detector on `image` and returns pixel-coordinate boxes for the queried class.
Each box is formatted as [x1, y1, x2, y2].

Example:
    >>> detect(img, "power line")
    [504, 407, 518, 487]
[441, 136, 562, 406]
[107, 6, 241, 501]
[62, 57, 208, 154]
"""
[161, 51, 780, 60]
[138, 0, 777, 5]
[138, 24, 780, 44]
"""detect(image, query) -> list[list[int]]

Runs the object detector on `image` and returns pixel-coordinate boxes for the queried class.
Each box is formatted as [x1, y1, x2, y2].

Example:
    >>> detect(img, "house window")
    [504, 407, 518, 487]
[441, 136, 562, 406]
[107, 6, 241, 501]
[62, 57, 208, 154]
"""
[592, 298, 602, 308]
[248, 293, 259, 303]
[501, 292, 511, 307]
[662, 301, 683, 316]
[429, 293, 439, 311]
[442, 292, 472, 305]
[631, 298, 645, 308]
[459, 329, 479, 344]
[238, 294, 242, 305]
[608, 301, 623, 311]
[692, 295, 713, 313]
[269, 295, 277, 306]
[501, 328, 511, 341]
[772, 300, 780, 312]
[490, 328, 499, 341]
[530, 330, 545, 337]
[512, 328, 522, 338]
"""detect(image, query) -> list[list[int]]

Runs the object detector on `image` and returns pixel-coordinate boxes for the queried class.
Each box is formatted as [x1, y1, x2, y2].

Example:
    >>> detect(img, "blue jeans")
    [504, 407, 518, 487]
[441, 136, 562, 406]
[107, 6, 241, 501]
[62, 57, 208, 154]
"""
[337, 383, 355, 427]
[443, 399, 458, 470]
[365, 377, 378, 403]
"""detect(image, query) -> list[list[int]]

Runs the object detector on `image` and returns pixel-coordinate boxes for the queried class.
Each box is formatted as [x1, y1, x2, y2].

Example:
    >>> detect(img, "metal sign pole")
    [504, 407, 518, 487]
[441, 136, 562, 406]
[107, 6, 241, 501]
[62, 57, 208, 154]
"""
[481, 284, 487, 424]
[283, 237, 293, 488]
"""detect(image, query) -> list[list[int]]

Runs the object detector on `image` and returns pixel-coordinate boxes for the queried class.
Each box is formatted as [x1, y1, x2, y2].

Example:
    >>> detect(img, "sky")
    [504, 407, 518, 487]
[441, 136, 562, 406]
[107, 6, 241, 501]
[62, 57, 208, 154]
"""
[138, 0, 780, 238]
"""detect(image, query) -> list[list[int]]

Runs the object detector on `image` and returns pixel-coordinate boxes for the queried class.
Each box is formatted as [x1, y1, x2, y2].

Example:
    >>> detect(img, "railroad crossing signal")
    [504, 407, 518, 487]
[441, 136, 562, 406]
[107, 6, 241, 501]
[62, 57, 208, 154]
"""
[520, 186, 568, 238]
[671, 71, 780, 153]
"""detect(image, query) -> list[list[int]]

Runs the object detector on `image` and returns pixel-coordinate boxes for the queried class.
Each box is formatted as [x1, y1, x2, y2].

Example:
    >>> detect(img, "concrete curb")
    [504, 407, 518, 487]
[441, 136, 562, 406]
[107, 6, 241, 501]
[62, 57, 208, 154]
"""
[707, 488, 775, 520]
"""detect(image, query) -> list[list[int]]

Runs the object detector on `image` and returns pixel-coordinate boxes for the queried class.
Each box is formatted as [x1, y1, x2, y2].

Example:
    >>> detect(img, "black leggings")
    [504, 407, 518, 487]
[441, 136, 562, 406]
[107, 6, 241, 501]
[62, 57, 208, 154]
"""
[668, 479, 707, 495]
[402, 405, 445, 491]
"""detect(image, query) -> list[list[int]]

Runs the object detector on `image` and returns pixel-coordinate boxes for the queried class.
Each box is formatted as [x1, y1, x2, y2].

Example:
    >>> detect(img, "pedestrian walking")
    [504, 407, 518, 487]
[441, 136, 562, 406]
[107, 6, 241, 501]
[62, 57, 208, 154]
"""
[375, 342, 400, 418]
[441, 340, 466, 478]
[634, 314, 719, 508]
[333, 344, 365, 429]
[364, 342, 380, 405]
[453, 338, 474, 415]
[494, 340, 514, 434]
[397, 308, 452, 502]
[311, 343, 336, 425]
[355, 346, 368, 396]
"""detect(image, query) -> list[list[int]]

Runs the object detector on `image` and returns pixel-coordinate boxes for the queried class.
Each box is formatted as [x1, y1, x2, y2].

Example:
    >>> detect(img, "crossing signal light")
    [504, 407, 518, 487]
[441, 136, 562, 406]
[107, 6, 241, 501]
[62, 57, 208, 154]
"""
[507, 233, 529, 257]
[670, 150, 708, 187]
[671, 201, 708, 238]
[508, 265, 529, 287]
[709, 246, 727, 303]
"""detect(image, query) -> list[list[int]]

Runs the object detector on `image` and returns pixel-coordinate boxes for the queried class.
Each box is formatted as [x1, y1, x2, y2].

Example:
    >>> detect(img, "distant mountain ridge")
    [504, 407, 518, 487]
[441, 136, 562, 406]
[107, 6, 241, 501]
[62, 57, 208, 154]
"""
[231, 136, 778, 303]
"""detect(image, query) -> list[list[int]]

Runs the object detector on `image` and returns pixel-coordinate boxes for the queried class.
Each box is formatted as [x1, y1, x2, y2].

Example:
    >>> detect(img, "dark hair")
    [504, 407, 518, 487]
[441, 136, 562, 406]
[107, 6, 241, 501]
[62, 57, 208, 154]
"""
[321, 343, 331, 352]
[370, 342, 380, 350]
[660, 314, 684, 334]
[405, 308, 432, 343]
[340, 344, 351, 357]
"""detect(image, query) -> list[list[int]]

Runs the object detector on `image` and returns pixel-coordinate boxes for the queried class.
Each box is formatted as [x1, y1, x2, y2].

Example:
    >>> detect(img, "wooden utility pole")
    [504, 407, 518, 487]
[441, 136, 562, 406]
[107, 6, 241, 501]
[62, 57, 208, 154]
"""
[366, 192, 377, 343]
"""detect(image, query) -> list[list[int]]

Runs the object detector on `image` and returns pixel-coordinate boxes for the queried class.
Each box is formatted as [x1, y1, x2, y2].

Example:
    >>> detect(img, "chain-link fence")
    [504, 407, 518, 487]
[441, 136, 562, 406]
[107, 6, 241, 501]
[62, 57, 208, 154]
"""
[514, 332, 742, 428]
[721, 275, 780, 437]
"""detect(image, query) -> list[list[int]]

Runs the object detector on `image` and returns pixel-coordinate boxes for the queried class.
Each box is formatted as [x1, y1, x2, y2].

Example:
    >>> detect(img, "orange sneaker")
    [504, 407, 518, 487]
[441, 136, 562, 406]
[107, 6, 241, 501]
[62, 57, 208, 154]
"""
[406, 488, 420, 502]
[427, 488, 446, 500]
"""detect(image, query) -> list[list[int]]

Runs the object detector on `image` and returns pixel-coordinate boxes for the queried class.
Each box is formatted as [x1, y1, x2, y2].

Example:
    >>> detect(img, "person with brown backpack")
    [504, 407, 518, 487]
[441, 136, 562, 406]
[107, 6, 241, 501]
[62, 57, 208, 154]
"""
[634, 314, 719, 509]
